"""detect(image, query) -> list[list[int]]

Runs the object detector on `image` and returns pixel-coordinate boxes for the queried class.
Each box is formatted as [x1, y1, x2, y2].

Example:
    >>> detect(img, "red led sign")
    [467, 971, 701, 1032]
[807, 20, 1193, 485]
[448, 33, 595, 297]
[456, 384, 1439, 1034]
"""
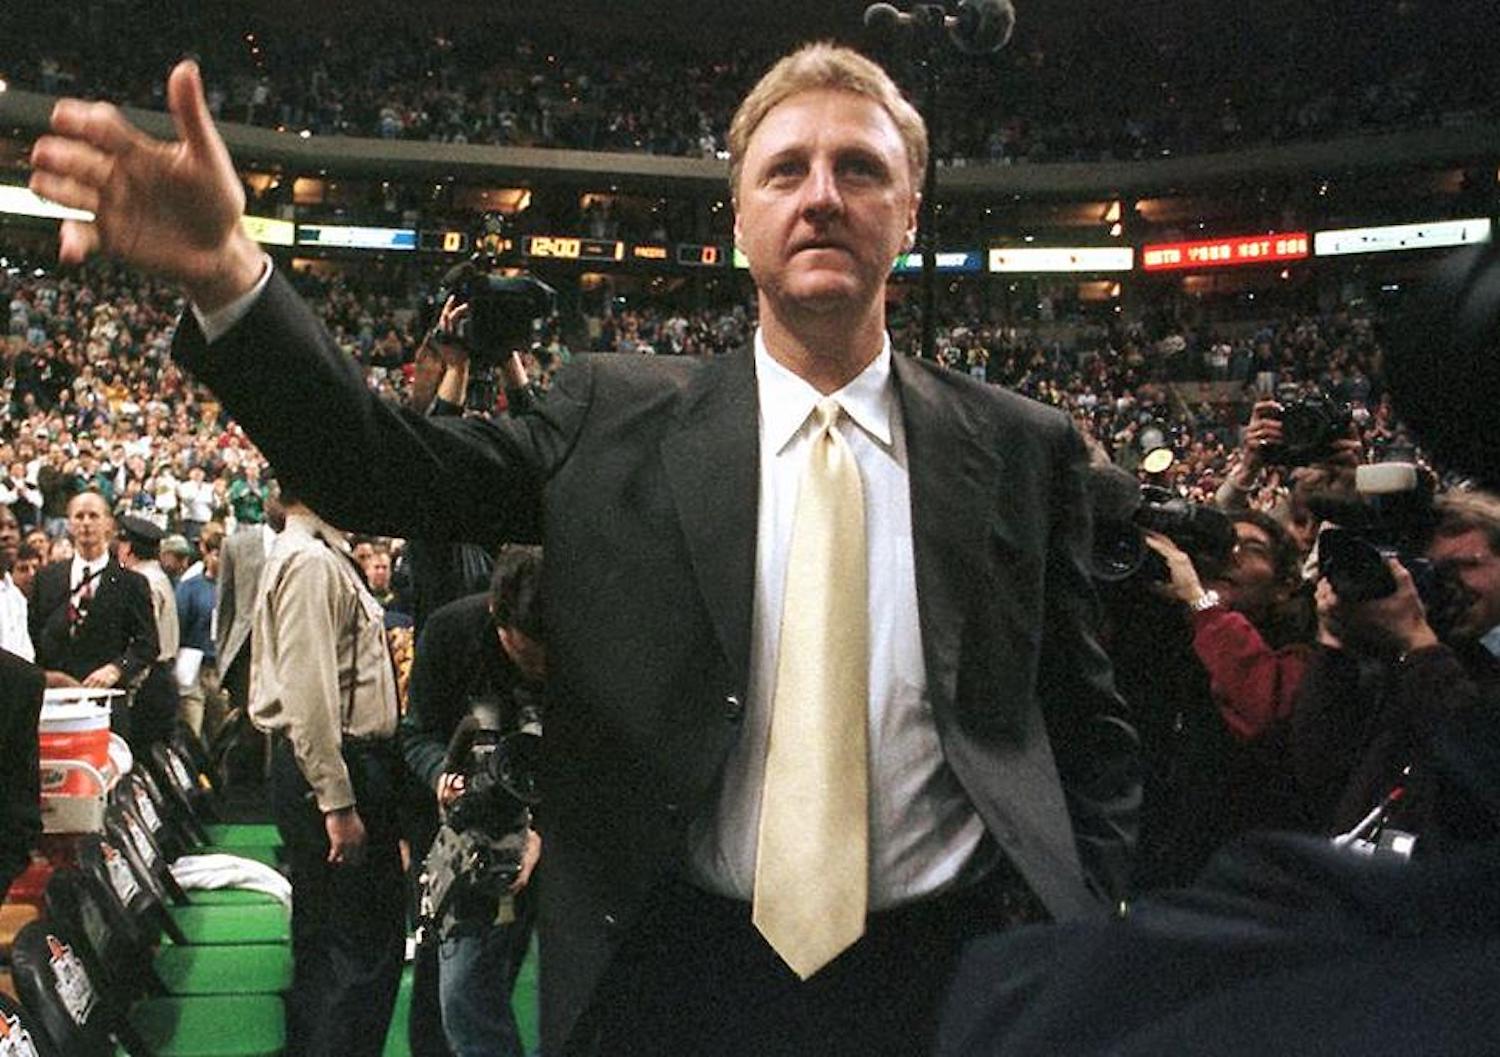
[1141, 233, 1310, 272]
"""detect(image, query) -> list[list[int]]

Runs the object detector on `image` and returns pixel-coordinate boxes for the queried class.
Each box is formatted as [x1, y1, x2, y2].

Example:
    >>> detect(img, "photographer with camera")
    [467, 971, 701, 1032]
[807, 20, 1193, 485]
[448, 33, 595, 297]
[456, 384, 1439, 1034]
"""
[1291, 488, 1500, 850]
[400, 545, 544, 1057]
[1216, 397, 1364, 562]
[1144, 510, 1317, 746]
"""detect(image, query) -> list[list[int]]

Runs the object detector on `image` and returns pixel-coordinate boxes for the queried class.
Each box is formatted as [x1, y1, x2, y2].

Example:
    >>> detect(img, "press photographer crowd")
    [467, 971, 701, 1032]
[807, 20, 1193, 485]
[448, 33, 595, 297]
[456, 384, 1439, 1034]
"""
[2, 2, 1500, 1056]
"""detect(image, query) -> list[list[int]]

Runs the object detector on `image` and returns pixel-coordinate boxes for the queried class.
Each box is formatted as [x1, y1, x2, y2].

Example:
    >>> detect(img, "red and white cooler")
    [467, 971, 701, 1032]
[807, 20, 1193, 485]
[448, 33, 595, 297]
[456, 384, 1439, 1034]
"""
[38, 688, 125, 833]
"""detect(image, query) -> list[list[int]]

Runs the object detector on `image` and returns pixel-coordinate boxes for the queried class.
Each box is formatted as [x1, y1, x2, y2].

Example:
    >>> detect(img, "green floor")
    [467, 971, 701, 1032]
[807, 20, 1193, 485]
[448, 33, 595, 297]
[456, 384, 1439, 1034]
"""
[383, 937, 540, 1057]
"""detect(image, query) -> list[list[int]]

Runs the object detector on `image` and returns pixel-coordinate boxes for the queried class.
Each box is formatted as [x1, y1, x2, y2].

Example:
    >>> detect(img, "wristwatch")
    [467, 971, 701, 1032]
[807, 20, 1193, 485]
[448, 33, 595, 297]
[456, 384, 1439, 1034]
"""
[1191, 589, 1224, 613]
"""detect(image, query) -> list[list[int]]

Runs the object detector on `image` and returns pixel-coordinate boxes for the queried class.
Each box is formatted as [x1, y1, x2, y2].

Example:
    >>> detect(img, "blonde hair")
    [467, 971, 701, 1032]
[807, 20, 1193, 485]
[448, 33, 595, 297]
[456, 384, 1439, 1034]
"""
[1435, 488, 1500, 552]
[727, 42, 928, 201]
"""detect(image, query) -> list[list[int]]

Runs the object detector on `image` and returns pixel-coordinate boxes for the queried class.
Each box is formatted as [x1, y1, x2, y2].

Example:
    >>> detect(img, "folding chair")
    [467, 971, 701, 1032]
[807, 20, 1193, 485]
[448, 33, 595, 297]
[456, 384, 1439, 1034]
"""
[11, 918, 284, 1057]
[106, 776, 281, 905]
[73, 839, 292, 998]
[148, 745, 281, 863]
[102, 803, 289, 948]
[0, 987, 59, 1057]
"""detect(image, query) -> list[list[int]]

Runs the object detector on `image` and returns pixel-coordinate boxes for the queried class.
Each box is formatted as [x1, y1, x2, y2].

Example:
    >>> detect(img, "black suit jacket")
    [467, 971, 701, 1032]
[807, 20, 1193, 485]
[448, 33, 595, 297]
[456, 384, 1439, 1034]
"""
[29, 558, 157, 685]
[174, 271, 1139, 1054]
[0, 648, 43, 897]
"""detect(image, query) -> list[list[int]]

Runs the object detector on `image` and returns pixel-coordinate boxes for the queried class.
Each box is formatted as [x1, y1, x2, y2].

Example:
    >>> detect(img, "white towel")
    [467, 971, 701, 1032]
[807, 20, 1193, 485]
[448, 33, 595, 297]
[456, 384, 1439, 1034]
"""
[170, 853, 292, 907]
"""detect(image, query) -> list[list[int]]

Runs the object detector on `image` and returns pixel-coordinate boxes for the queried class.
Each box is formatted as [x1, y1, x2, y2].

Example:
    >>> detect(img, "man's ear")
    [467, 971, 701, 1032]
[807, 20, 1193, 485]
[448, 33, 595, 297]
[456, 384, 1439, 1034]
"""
[904, 191, 922, 252]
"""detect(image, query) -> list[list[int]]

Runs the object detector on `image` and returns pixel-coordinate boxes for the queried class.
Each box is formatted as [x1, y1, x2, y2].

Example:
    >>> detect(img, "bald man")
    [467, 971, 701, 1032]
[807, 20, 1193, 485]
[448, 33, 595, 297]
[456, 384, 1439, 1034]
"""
[29, 492, 156, 723]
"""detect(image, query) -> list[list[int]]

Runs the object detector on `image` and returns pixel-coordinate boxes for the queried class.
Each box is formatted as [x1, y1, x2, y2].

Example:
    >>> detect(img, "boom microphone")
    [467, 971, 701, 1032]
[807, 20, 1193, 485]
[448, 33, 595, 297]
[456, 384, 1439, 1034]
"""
[951, 0, 1015, 54]
[864, 0, 1015, 54]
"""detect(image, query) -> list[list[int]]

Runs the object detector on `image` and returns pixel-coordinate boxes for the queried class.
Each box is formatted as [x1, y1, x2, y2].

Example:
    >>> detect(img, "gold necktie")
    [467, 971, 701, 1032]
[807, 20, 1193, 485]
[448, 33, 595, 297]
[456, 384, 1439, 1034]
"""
[753, 398, 869, 979]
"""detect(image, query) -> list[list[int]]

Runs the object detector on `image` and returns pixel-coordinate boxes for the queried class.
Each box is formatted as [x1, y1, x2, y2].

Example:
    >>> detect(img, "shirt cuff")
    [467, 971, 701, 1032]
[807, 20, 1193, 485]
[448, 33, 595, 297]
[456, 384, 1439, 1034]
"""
[190, 254, 274, 343]
[311, 774, 357, 814]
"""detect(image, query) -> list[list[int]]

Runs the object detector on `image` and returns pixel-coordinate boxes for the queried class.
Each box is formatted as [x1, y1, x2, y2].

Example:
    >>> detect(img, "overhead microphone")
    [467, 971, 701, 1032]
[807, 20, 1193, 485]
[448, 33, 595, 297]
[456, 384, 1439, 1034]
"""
[951, 0, 1015, 54]
[863, 0, 1015, 55]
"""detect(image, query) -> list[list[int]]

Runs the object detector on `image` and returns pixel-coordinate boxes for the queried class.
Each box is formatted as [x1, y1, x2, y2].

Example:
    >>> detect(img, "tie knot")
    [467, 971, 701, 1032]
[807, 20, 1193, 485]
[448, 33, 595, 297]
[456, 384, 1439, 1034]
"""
[814, 398, 843, 434]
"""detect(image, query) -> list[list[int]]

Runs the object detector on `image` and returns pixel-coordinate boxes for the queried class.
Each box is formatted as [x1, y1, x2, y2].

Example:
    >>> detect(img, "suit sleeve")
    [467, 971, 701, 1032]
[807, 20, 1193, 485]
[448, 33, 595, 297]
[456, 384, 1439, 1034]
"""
[116, 571, 159, 684]
[172, 271, 592, 545]
[0, 650, 43, 897]
[28, 565, 64, 657]
[1038, 422, 1141, 906]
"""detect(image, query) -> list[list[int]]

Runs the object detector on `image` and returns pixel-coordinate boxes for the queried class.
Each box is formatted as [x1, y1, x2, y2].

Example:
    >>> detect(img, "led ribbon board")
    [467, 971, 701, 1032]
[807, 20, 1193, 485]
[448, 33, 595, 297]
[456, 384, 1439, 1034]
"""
[296, 225, 418, 250]
[987, 247, 1134, 273]
[1314, 218, 1493, 257]
[1142, 233, 1309, 271]
[894, 251, 984, 273]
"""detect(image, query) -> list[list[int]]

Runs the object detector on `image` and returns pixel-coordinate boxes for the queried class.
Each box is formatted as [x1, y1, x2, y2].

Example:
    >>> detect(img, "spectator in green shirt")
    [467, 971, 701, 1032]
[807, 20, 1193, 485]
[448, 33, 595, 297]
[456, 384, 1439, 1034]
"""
[227, 461, 268, 525]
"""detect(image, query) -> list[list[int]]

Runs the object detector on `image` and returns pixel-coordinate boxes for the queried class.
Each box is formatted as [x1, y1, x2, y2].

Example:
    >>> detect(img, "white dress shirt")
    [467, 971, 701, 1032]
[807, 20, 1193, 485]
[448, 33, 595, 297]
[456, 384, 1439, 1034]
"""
[70, 554, 110, 593]
[0, 573, 32, 662]
[687, 332, 987, 911]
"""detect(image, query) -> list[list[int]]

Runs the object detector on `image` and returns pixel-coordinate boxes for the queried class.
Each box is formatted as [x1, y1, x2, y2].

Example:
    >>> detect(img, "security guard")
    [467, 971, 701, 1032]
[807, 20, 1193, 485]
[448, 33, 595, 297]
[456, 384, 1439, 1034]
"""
[249, 485, 404, 1057]
[116, 515, 180, 750]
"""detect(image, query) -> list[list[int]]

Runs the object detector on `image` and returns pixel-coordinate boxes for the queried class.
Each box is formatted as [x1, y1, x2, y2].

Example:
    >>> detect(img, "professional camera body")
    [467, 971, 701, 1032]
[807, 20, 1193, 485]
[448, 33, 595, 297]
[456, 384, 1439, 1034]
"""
[419, 212, 557, 368]
[1313, 462, 1468, 637]
[1261, 395, 1354, 467]
[418, 707, 541, 941]
[1087, 464, 1237, 584]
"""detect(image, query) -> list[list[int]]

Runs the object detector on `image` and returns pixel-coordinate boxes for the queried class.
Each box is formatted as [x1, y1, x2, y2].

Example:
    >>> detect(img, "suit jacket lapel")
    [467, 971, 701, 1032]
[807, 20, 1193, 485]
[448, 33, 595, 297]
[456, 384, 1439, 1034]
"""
[893, 356, 1002, 720]
[83, 560, 121, 631]
[659, 348, 759, 688]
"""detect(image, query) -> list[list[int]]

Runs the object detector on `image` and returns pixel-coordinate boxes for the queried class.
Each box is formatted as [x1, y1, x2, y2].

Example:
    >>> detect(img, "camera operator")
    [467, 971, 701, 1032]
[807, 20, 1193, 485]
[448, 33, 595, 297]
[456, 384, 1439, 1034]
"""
[411, 299, 544, 423]
[403, 298, 540, 638]
[400, 545, 544, 1057]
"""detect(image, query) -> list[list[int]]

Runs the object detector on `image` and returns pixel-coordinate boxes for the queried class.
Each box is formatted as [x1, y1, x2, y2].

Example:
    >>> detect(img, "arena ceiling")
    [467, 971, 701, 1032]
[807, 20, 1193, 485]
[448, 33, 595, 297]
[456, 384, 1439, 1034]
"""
[233, 0, 1261, 50]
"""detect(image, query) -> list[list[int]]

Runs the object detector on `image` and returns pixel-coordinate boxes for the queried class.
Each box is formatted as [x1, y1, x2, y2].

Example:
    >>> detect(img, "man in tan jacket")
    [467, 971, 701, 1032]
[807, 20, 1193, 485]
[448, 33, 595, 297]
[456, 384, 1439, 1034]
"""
[250, 485, 403, 1057]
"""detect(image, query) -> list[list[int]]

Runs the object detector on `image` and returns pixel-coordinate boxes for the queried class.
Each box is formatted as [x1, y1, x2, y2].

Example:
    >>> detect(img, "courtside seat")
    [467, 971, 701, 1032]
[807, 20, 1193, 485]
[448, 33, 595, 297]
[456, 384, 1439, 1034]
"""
[178, 887, 283, 908]
[128, 992, 286, 1056]
[150, 942, 292, 997]
[0, 987, 58, 1056]
[200, 823, 280, 848]
[160, 905, 291, 947]
[70, 846, 292, 999]
[103, 807, 291, 944]
[11, 918, 284, 1057]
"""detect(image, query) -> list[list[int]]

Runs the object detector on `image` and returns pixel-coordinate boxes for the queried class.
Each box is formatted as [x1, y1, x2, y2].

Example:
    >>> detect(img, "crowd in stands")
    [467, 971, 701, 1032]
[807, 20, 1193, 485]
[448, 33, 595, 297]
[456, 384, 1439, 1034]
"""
[2, 246, 1426, 553]
[4, 2, 1496, 165]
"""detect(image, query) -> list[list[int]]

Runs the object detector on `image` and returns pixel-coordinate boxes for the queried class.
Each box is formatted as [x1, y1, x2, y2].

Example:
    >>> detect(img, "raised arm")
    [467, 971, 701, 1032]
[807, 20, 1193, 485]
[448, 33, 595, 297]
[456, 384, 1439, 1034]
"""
[31, 60, 590, 546]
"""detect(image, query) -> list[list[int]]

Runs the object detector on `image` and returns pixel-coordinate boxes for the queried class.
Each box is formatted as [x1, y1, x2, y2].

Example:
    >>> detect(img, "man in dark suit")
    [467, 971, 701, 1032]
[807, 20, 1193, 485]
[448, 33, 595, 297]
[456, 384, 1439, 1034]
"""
[28, 492, 156, 719]
[0, 647, 43, 899]
[31, 43, 1138, 1056]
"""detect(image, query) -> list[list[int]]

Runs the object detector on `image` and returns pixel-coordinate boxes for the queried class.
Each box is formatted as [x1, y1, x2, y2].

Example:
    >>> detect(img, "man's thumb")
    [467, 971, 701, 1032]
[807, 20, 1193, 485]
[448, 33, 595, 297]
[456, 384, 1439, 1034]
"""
[167, 60, 226, 161]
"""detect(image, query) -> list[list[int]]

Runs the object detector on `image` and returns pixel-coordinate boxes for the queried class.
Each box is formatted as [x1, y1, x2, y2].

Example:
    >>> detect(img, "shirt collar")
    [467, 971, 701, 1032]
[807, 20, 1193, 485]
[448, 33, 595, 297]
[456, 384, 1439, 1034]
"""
[753, 329, 895, 456]
[285, 510, 349, 554]
[72, 553, 109, 579]
[1480, 624, 1500, 660]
